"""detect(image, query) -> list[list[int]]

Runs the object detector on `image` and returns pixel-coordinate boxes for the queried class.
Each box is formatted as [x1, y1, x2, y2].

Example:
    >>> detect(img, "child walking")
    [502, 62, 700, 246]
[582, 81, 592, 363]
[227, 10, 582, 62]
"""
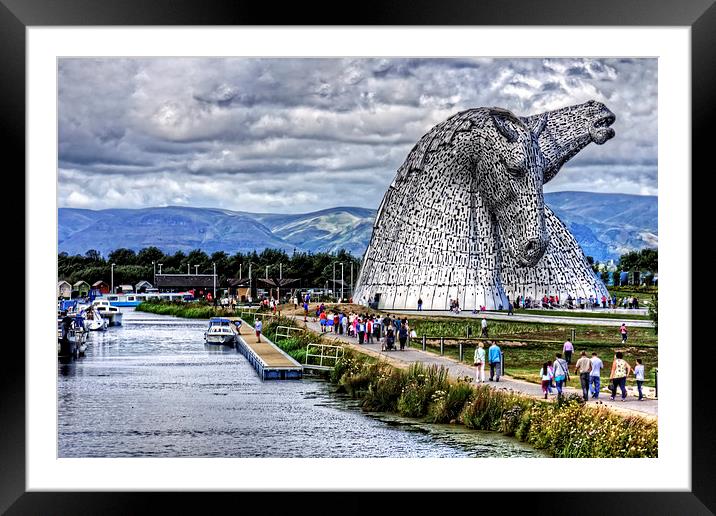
[540, 361, 553, 399]
[634, 358, 645, 400]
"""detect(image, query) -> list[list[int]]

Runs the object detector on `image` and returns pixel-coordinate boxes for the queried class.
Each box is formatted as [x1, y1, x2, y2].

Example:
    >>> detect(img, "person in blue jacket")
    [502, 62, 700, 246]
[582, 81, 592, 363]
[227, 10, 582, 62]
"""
[488, 341, 502, 382]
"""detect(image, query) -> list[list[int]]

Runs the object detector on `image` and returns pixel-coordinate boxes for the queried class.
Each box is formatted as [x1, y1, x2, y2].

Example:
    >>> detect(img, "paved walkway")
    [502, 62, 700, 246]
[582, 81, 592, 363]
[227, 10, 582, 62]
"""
[389, 309, 655, 328]
[289, 315, 657, 419]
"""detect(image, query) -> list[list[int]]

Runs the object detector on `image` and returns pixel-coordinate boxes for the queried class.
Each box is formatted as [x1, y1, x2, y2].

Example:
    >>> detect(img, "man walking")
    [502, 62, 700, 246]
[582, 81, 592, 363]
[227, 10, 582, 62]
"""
[488, 341, 502, 382]
[574, 351, 592, 401]
[589, 352, 604, 399]
[417, 297, 423, 311]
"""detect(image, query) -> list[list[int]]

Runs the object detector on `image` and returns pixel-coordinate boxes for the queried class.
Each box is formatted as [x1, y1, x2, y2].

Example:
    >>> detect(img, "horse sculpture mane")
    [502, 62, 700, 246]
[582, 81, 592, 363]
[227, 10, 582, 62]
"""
[354, 101, 616, 311]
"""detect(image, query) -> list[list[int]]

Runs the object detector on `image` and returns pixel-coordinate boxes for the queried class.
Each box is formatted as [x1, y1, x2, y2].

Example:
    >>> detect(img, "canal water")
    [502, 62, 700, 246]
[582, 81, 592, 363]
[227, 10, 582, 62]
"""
[58, 309, 545, 458]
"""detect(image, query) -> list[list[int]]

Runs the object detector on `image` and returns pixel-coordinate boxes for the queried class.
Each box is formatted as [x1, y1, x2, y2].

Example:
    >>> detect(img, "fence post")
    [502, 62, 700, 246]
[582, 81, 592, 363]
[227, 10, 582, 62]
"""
[571, 328, 576, 343]
[440, 336, 444, 356]
[501, 351, 505, 377]
[422, 335, 426, 351]
[459, 342, 463, 362]
[655, 367, 658, 398]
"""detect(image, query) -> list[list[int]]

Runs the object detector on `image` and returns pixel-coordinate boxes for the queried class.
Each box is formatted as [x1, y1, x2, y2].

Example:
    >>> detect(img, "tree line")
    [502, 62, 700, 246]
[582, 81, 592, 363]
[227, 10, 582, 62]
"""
[587, 248, 658, 286]
[58, 247, 362, 290]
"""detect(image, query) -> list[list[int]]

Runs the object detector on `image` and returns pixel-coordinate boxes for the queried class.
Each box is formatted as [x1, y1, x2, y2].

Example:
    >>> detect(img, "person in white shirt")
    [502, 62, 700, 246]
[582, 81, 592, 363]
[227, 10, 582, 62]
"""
[473, 342, 486, 383]
[634, 359, 646, 400]
[589, 352, 604, 399]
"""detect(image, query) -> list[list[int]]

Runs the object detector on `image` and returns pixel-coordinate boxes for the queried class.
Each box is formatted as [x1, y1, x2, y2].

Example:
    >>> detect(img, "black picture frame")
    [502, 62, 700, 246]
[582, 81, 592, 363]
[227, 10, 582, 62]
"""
[3, 0, 712, 513]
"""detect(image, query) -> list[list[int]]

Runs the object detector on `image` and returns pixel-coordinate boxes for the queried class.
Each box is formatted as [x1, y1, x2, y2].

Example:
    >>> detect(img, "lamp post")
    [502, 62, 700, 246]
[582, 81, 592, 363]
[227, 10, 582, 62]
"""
[333, 262, 336, 301]
[340, 262, 344, 302]
[239, 263, 242, 280]
[278, 263, 282, 303]
[187, 263, 191, 275]
[350, 262, 354, 301]
[248, 263, 252, 303]
[213, 262, 216, 301]
[157, 263, 163, 275]
[111, 263, 116, 293]
[194, 265, 199, 275]
[152, 261, 156, 285]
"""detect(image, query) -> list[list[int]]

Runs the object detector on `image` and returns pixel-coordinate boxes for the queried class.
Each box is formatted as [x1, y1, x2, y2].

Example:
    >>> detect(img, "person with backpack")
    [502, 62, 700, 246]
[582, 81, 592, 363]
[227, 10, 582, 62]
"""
[552, 353, 570, 399]
[385, 327, 395, 351]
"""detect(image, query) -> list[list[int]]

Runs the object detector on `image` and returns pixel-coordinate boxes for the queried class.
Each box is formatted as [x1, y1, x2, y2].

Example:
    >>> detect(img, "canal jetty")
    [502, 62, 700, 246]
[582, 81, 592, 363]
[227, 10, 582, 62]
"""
[236, 319, 303, 380]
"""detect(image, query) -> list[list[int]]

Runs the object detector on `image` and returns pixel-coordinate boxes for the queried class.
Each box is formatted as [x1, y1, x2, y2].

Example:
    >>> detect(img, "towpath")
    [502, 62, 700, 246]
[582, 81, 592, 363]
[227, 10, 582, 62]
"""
[286, 314, 657, 419]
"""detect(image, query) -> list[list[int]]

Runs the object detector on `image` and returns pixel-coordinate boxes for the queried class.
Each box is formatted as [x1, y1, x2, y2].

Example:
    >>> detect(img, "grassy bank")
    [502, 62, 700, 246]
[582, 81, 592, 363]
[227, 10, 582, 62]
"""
[136, 299, 237, 318]
[331, 350, 657, 458]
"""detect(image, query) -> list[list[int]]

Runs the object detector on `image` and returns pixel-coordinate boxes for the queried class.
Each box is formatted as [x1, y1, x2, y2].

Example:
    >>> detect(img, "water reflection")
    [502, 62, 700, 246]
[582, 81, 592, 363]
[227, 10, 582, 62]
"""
[58, 308, 545, 458]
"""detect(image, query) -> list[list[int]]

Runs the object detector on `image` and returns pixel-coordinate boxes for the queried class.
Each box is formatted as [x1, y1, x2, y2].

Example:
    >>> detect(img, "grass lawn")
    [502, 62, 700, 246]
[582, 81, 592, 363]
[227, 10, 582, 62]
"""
[511, 308, 650, 320]
[407, 316, 658, 388]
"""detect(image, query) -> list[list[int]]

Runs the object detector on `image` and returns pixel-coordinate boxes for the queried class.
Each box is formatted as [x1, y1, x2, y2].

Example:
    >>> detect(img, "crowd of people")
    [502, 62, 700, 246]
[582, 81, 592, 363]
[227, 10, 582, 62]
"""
[512, 294, 641, 310]
[311, 304, 414, 351]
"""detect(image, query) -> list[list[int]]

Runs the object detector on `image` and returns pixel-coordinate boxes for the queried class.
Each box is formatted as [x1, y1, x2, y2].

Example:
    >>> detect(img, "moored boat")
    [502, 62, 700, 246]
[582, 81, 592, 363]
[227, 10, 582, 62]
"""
[58, 314, 88, 357]
[204, 317, 239, 346]
[81, 306, 108, 331]
[91, 299, 123, 326]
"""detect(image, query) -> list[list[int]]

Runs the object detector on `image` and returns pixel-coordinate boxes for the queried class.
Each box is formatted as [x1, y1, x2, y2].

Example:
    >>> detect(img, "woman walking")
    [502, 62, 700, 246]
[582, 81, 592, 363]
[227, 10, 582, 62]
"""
[552, 353, 570, 400]
[609, 351, 632, 401]
[473, 342, 486, 383]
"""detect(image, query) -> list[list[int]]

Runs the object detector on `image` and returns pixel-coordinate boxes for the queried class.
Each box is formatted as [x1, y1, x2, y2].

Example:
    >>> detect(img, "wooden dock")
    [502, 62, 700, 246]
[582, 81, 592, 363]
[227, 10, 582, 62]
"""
[236, 320, 303, 380]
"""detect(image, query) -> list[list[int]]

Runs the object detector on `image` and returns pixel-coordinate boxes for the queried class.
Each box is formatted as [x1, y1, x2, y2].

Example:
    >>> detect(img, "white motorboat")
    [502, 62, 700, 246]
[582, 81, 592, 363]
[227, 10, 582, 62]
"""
[81, 306, 108, 331]
[204, 317, 239, 346]
[91, 299, 123, 326]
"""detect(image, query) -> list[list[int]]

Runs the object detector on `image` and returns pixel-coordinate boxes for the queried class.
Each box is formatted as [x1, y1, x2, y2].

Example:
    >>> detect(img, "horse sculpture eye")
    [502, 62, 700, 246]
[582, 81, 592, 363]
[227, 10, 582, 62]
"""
[507, 167, 525, 179]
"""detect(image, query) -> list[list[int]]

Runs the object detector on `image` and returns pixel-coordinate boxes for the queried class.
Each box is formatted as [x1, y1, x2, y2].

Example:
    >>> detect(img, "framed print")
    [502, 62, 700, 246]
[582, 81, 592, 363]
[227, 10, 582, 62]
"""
[4, 0, 714, 513]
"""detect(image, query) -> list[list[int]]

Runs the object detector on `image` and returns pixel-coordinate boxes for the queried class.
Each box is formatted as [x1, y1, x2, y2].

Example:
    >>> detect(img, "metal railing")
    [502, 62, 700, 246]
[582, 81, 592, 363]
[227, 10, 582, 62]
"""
[304, 343, 344, 370]
[275, 325, 304, 341]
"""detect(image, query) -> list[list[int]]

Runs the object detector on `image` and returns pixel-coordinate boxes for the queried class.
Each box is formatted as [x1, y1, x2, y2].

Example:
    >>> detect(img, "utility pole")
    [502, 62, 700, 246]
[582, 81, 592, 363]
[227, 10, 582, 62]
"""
[278, 263, 282, 303]
[158, 263, 163, 275]
[194, 265, 199, 275]
[111, 263, 116, 293]
[350, 262, 354, 301]
[187, 263, 190, 275]
[152, 261, 156, 285]
[213, 262, 216, 301]
[340, 262, 344, 302]
[239, 263, 242, 280]
[333, 262, 336, 301]
[248, 263, 252, 303]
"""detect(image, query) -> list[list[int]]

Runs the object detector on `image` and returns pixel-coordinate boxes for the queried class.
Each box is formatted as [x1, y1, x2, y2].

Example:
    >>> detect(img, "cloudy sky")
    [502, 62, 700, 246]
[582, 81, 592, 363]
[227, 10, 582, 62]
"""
[58, 58, 657, 213]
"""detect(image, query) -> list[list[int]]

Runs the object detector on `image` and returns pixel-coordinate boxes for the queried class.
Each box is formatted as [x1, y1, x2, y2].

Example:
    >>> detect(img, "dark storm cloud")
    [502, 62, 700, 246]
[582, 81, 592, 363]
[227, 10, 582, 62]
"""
[58, 57, 657, 211]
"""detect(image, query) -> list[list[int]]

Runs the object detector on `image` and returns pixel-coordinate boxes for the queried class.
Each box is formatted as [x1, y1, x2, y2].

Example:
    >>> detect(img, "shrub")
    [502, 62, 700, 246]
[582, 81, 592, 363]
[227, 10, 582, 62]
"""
[427, 380, 474, 424]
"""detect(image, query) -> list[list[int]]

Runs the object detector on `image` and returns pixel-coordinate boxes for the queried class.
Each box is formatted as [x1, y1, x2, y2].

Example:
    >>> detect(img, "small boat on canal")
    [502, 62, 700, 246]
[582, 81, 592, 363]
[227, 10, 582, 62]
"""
[204, 317, 239, 346]
[81, 306, 108, 331]
[58, 314, 88, 358]
[91, 299, 123, 326]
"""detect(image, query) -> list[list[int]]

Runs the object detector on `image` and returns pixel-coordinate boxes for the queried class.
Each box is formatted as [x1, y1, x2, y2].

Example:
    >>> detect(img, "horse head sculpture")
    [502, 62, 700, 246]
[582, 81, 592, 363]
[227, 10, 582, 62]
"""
[355, 101, 616, 311]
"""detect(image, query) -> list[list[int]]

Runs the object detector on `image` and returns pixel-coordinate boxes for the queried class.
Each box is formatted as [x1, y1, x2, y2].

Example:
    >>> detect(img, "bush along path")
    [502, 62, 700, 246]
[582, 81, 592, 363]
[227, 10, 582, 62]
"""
[288, 314, 658, 419]
[331, 350, 657, 458]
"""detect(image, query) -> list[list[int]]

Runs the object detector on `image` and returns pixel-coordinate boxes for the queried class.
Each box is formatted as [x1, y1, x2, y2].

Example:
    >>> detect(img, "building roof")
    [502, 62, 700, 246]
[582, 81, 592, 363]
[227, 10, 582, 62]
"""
[58, 280, 71, 287]
[135, 280, 153, 288]
[154, 274, 215, 288]
[73, 280, 89, 288]
[92, 280, 109, 287]
[257, 277, 299, 287]
[226, 278, 251, 287]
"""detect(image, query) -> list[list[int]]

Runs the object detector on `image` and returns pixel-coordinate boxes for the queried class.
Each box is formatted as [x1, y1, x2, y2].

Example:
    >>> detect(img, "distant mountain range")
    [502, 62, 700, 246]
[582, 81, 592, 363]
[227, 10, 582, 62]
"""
[58, 192, 657, 262]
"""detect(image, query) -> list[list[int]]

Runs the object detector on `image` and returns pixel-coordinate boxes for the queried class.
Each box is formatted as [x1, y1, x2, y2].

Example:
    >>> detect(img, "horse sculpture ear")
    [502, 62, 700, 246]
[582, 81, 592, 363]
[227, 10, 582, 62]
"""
[490, 108, 523, 143]
[530, 114, 548, 138]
